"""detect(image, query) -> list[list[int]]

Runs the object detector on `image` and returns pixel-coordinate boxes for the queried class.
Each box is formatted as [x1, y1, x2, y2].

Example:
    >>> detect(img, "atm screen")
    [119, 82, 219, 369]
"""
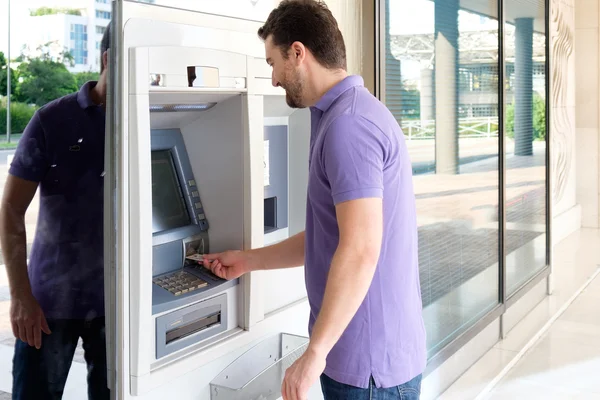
[151, 150, 191, 233]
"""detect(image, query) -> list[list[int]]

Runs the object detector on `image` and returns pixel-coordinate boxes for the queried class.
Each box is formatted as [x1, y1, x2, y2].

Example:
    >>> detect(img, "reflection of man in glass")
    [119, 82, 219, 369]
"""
[0, 24, 112, 400]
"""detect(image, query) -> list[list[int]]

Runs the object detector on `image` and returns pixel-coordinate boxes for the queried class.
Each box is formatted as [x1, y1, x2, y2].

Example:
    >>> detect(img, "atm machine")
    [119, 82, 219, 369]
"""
[104, 1, 313, 399]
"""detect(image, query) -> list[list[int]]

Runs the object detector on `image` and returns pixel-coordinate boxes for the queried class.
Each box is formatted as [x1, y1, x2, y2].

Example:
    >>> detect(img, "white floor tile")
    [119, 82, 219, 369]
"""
[441, 229, 600, 400]
[499, 334, 600, 394]
[0, 345, 13, 393]
[485, 272, 600, 399]
[437, 348, 517, 400]
[485, 378, 592, 400]
[559, 292, 600, 326]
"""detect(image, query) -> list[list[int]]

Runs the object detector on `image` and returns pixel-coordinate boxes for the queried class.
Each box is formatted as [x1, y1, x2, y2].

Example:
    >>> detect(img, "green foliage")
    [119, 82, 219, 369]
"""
[74, 71, 101, 89]
[15, 58, 79, 106]
[505, 93, 546, 141]
[0, 52, 18, 97]
[30, 7, 82, 16]
[532, 94, 546, 141]
[13, 43, 79, 107]
[0, 102, 37, 134]
[0, 45, 99, 140]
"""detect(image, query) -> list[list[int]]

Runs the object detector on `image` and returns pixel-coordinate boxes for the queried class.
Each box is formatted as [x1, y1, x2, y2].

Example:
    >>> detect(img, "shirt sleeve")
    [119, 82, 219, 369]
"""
[321, 114, 388, 205]
[9, 112, 49, 183]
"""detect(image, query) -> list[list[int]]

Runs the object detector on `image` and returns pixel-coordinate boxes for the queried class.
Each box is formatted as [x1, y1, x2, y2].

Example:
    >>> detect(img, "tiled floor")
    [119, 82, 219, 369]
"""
[439, 228, 600, 400]
[483, 273, 600, 399]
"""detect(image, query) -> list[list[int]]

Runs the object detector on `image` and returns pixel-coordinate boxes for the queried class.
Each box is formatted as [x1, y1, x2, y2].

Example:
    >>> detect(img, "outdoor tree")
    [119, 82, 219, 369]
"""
[505, 93, 546, 141]
[1, 42, 103, 137]
[0, 52, 18, 98]
[14, 42, 79, 107]
[74, 71, 101, 89]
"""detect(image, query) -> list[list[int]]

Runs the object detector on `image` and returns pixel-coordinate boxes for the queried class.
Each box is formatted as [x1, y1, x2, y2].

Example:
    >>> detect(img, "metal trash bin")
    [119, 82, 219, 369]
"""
[210, 333, 309, 400]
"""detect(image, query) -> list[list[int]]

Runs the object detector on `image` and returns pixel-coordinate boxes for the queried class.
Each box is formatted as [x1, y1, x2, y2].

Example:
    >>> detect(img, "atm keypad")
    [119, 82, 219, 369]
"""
[153, 270, 208, 296]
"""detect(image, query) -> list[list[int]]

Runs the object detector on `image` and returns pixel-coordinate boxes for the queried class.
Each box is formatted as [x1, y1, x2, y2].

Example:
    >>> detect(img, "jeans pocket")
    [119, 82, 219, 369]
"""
[396, 374, 422, 400]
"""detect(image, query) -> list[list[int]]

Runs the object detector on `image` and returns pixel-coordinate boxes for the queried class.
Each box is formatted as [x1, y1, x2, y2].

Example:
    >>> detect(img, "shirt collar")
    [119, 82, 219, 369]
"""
[77, 81, 99, 110]
[312, 75, 364, 113]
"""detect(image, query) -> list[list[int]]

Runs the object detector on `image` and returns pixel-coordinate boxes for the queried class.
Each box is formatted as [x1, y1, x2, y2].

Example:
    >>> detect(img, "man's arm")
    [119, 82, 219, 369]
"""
[202, 231, 305, 280]
[1, 174, 51, 349]
[0, 175, 38, 297]
[251, 231, 305, 270]
[305, 198, 382, 357]
[1, 111, 51, 349]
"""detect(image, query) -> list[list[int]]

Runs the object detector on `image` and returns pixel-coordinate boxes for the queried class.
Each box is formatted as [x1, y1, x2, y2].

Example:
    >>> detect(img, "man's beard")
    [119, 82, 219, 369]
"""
[282, 78, 305, 109]
[285, 92, 303, 108]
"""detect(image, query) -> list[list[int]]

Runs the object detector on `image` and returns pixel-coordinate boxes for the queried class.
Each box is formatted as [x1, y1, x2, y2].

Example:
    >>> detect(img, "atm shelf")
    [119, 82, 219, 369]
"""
[210, 333, 308, 400]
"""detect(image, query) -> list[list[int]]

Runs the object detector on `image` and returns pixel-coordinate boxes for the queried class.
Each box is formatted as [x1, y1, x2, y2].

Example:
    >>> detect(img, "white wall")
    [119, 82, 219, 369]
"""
[574, 0, 600, 229]
[551, 0, 582, 243]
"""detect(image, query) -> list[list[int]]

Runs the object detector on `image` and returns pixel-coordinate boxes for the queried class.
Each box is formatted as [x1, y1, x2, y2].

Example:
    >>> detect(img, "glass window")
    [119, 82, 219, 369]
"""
[385, 0, 501, 357]
[1, 0, 106, 392]
[96, 11, 111, 20]
[384, 0, 549, 360]
[70, 24, 88, 65]
[504, 0, 548, 294]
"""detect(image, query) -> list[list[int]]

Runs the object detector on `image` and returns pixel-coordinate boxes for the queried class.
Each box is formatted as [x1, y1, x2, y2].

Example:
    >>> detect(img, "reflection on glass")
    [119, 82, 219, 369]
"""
[386, 0, 500, 357]
[505, 0, 547, 294]
[1, 0, 113, 393]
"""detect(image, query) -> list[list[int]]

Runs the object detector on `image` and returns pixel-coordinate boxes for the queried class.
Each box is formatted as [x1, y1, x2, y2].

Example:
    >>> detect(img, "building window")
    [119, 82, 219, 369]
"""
[96, 25, 106, 34]
[96, 11, 111, 19]
[70, 24, 88, 65]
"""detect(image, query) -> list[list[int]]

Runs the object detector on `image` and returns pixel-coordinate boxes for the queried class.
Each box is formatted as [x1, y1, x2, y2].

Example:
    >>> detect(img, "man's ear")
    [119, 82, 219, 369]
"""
[102, 51, 109, 70]
[290, 41, 306, 64]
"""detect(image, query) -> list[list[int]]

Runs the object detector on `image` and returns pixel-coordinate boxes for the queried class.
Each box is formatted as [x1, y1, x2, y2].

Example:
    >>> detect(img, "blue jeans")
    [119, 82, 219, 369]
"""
[320, 373, 422, 400]
[12, 317, 110, 400]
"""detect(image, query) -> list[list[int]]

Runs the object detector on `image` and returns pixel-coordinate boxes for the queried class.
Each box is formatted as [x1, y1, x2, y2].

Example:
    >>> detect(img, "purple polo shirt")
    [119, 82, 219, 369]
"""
[9, 81, 106, 320]
[305, 75, 427, 388]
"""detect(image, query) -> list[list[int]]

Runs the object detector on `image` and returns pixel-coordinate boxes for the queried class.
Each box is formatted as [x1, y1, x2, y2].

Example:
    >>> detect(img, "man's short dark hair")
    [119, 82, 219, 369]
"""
[100, 22, 111, 73]
[258, 0, 347, 70]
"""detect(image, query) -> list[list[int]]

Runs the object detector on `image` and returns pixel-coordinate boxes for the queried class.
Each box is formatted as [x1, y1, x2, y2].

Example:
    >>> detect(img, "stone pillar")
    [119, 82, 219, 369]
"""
[434, 0, 459, 175]
[514, 17, 534, 156]
[420, 68, 434, 124]
[385, 0, 403, 125]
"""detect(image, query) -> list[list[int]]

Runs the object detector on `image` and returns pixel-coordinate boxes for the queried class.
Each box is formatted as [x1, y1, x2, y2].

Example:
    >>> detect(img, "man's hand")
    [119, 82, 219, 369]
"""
[281, 346, 326, 400]
[10, 293, 51, 349]
[202, 250, 263, 280]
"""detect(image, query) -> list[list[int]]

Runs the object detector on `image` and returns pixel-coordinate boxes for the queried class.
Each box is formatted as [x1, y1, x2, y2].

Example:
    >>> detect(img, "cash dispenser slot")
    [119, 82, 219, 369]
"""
[165, 311, 221, 344]
[156, 293, 228, 359]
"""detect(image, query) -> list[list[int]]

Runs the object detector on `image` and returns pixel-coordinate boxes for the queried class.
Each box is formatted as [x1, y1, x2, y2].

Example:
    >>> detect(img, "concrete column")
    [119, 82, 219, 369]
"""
[434, 0, 459, 175]
[514, 17, 534, 156]
[420, 68, 434, 124]
[385, 0, 403, 125]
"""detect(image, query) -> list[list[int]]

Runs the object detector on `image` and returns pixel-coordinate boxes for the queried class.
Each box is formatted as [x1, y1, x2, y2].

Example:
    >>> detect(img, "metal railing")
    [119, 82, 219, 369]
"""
[402, 117, 499, 140]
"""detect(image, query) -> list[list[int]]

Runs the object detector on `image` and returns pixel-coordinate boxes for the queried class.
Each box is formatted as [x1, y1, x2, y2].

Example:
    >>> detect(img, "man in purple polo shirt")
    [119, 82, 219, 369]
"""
[0, 25, 111, 399]
[202, 1, 426, 399]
